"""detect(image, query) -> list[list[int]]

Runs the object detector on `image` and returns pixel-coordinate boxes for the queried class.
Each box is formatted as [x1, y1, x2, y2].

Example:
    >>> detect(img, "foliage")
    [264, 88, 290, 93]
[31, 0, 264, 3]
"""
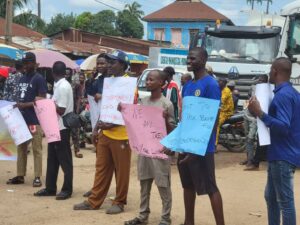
[90, 10, 119, 35]
[45, 13, 76, 36]
[124, 1, 144, 19]
[13, 11, 46, 33]
[74, 12, 93, 32]
[0, 0, 28, 18]
[116, 10, 144, 39]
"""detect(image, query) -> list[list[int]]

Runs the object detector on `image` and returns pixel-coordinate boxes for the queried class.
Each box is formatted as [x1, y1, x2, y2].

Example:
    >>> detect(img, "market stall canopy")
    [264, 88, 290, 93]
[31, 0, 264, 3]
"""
[0, 44, 23, 60]
[80, 52, 148, 70]
[28, 49, 79, 70]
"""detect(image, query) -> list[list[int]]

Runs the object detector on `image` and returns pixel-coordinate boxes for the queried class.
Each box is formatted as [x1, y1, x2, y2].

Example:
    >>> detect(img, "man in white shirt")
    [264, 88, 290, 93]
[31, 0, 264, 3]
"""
[34, 61, 74, 200]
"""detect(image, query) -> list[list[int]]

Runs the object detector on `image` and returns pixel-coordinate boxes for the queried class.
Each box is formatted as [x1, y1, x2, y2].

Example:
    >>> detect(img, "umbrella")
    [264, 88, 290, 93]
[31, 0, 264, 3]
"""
[29, 49, 79, 70]
[0, 44, 23, 60]
[80, 54, 98, 70]
[75, 58, 85, 66]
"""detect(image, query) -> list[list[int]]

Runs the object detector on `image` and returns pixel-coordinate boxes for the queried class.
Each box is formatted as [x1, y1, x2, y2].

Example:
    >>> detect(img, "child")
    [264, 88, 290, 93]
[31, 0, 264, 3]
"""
[124, 70, 176, 225]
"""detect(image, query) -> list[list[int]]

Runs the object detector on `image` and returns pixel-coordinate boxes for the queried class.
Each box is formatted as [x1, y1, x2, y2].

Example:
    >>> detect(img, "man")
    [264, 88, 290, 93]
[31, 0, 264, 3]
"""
[3, 61, 23, 102]
[66, 72, 85, 158]
[216, 78, 234, 145]
[205, 65, 217, 79]
[0, 66, 9, 99]
[6, 52, 47, 187]
[74, 50, 132, 214]
[181, 73, 192, 87]
[34, 61, 74, 200]
[166, 47, 224, 225]
[82, 53, 109, 198]
[124, 70, 175, 225]
[227, 81, 239, 111]
[242, 74, 268, 170]
[248, 58, 300, 225]
[162, 66, 180, 123]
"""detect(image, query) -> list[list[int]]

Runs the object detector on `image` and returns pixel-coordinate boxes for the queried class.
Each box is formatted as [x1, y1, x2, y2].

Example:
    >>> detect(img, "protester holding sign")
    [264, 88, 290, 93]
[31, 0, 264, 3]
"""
[6, 52, 47, 188]
[248, 58, 300, 225]
[165, 47, 225, 225]
[74, 50, 134, 214]
[34, 61, 74, 200]
[124, 70, 175, 225]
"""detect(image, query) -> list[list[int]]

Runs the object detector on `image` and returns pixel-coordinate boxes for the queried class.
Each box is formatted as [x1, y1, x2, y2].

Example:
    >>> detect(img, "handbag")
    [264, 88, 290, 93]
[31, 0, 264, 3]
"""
[62, 112, 81, 129]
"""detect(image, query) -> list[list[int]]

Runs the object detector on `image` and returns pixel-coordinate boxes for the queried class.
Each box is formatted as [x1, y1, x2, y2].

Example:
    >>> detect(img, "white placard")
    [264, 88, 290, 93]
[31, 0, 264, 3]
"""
[0, 104, 32, 146]
[255, 83, 274, 146]
[100, 77, 137, 125]
[87, 95, 101, 130]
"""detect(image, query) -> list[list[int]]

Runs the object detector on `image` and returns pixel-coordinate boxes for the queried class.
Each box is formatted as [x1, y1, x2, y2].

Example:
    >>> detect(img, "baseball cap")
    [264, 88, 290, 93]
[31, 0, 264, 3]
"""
[228, 81, 236, 87]
[0, 67, 9, 78]
[22, 52, 36, 63]
[105, 50, 130, 65]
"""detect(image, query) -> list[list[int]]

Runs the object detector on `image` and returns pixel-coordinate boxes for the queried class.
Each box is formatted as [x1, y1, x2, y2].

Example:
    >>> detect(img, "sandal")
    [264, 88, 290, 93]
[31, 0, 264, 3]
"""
[33, 177, 42, 187]
[7, 176, 24, 185]
[75, 151, 83, 158]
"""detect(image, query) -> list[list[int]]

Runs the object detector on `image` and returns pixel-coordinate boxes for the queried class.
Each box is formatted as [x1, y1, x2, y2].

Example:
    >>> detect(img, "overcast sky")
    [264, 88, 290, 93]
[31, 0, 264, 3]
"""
[20, 0, 295, 31]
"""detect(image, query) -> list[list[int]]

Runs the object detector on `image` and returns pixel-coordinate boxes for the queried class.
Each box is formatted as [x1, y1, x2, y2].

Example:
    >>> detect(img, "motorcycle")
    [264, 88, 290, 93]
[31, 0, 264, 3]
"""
[218, 113, 246, 152]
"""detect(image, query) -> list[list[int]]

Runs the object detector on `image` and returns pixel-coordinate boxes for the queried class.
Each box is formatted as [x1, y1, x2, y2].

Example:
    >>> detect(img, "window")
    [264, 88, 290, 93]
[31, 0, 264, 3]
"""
[171, 28, 182, 46]
[189, 29, 200, 44]
[154, 28, 165, 41]
[288, 18, 300, 55]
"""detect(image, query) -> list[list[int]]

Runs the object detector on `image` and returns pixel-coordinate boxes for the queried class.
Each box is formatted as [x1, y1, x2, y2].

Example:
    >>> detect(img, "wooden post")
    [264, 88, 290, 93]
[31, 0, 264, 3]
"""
[4, 0, 13, 45]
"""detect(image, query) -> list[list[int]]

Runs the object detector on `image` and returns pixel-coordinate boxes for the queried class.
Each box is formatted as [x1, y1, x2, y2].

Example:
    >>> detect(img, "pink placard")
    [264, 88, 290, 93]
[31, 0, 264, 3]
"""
[34, 99, 61, 143]
[121, 104, 168, 160]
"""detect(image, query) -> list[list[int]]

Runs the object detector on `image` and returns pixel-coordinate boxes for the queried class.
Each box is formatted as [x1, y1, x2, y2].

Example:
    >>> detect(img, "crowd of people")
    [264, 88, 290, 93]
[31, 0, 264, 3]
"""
[0, 47, 299, 225]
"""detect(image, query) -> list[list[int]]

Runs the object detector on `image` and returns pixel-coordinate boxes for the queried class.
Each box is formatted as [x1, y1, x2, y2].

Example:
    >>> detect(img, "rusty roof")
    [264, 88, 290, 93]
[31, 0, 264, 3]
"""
[0, 17, 45, 38]
[143, 0, 232, 23]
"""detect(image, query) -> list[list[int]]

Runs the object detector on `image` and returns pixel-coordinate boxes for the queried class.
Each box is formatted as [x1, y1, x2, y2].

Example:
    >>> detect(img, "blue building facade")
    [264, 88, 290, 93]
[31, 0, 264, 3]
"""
[147, 21, 218, 48]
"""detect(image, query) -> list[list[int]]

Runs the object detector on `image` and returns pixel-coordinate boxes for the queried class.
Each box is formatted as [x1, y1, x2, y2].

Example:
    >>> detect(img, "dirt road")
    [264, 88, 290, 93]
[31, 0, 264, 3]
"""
[1, 144, 299, 225]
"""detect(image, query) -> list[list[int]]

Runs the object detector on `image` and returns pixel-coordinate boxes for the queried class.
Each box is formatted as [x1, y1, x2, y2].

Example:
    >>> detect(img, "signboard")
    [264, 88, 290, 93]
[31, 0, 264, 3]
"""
[158, 48, 188, 70]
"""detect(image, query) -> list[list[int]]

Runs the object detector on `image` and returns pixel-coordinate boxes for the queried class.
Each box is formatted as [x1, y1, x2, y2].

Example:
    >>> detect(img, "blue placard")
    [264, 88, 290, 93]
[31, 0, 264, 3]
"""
[160, 96, 220, 156]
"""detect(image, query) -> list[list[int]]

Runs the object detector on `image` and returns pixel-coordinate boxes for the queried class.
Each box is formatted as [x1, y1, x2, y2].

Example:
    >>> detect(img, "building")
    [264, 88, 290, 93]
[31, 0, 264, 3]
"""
[143, 0, 233, 48]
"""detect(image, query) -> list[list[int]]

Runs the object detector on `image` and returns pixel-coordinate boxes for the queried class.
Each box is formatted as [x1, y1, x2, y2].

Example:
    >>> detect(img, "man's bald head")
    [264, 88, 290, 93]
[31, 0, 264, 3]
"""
[269, 57, 292, 84]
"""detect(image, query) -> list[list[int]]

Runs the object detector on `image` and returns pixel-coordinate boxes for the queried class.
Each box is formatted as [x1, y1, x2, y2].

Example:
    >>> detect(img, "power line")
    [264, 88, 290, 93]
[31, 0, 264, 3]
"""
[94, 0, 123, 11]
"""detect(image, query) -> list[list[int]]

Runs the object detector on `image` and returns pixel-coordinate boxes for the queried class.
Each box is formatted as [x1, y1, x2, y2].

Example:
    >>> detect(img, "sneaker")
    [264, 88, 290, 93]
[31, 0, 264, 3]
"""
[106, 204, 124, 214]
[33, 177, 42, 187]
[124, 217, 147, 225]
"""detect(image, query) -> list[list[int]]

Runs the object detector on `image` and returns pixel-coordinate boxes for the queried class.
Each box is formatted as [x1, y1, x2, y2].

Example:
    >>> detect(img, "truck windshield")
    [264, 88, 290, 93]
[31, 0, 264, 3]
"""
[205, 35, 280, 63]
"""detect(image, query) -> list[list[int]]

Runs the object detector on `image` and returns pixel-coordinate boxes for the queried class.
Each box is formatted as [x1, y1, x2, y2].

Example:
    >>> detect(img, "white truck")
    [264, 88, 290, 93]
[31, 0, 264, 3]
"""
[190, 0, 300, 99]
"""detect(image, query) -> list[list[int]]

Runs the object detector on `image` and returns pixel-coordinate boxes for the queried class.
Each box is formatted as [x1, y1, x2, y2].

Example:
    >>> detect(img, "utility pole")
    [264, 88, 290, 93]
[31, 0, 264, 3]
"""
[266, 0, 271, 14]
[38, 0, 41, 18]
[251, 0, 254, 10]
[4, 0, 13, 45]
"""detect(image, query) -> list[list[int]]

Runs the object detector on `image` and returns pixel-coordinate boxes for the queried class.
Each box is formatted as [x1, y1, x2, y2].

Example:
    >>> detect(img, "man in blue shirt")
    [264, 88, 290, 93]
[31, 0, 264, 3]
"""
[6, 52, 47, 187]
[249, 57, 300, 225]
[167, 47, 224, 225]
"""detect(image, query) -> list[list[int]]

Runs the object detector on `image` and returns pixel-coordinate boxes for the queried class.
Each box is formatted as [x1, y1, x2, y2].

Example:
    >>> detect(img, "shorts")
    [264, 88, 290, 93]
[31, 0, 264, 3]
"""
[178, 152, 219, 195]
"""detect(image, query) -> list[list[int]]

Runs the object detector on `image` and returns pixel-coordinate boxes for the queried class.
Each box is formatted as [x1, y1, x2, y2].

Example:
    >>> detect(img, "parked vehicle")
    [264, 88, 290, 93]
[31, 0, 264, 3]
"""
[218, 113, 247, 152]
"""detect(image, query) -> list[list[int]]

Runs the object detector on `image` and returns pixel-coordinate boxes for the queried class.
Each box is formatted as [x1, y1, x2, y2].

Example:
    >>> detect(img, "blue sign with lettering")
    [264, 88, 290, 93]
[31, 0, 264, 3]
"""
[160, 96, 220, 156]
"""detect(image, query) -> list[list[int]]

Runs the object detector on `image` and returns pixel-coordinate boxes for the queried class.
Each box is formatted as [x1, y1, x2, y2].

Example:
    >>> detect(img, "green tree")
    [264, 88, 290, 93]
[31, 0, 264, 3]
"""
[246, 0, 263, 10]
[74, 12, 93, 32]
[124, 1, 144, 19]
[13, 11, 46, 33]
[45, 13, 76, 35]
[0, 0, 29, 18]
[116, 10, 144, 38]
[90, 10, 119, 35]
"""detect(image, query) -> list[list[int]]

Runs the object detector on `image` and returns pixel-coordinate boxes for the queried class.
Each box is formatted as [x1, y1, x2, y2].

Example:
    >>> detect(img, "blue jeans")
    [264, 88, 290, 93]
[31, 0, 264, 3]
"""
[265, 161, 296, 225]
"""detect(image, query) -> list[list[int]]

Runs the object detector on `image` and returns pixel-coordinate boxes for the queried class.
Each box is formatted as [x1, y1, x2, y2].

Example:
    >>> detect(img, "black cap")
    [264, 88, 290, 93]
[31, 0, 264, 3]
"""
[22, 52, 36, 63]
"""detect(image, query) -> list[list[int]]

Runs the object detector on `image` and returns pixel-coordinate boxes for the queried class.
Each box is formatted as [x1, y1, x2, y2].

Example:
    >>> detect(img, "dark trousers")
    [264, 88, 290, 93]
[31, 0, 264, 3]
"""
[252, 136, 268, 167]
[46, 129, 73, 194]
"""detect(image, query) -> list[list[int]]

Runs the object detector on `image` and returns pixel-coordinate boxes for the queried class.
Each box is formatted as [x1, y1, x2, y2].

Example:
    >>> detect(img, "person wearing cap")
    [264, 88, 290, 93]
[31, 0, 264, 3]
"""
[227, 80, 239, 111]
[3, 61, 23, 102]
[0, 66, 9, 99]
[6, 52, 47, 187]
[74, 50, 134, 214]
[216, 78, 234, 146]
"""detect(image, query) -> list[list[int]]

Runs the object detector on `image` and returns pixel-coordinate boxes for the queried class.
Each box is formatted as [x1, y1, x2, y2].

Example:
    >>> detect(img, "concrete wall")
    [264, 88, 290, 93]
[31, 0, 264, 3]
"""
[147, 21, 218, 48]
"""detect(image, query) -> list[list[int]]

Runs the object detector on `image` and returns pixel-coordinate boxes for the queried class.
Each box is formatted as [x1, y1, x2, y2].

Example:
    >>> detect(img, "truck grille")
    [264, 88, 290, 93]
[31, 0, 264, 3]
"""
[214, 73, 258, 100]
